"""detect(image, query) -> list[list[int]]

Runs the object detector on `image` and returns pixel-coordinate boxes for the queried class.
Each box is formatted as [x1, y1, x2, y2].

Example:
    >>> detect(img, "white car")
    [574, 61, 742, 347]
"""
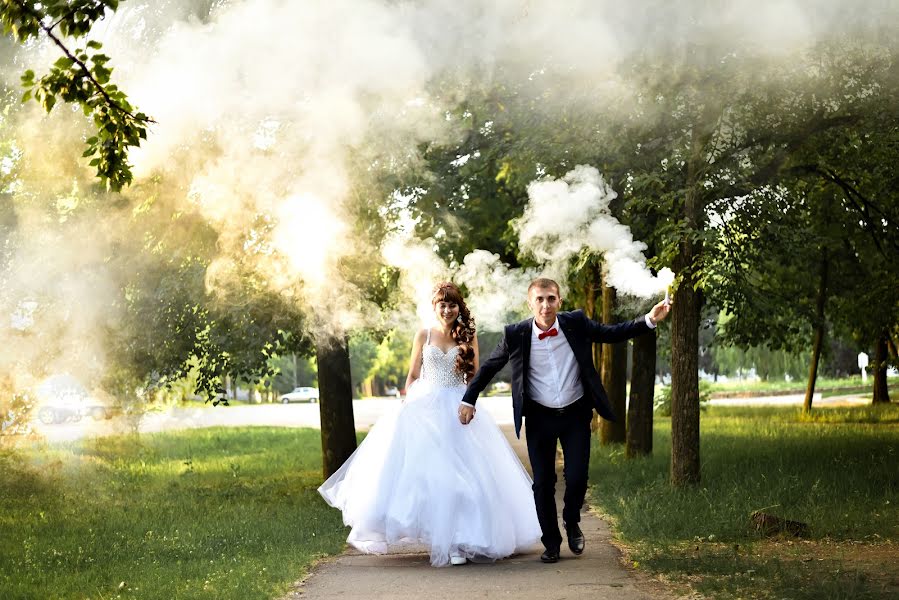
[280, 387, 320, 403]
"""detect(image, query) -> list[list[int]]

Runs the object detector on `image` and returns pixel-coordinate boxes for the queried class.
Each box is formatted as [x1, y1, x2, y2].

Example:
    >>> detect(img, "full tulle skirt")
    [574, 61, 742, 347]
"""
[318, 380, 541, 567]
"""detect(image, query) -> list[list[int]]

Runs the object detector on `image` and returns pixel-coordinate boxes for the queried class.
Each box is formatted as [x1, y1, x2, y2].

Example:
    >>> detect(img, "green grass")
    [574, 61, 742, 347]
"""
[0, 427, 348, 600]
[589, 404, 899, 599]
[703, 375, 899, 398]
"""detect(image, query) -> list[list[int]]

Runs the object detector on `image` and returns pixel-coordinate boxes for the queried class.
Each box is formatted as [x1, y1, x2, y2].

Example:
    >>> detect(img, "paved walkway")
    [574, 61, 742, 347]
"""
[35, 392, 877, 443]
[288, 426, 672, 600]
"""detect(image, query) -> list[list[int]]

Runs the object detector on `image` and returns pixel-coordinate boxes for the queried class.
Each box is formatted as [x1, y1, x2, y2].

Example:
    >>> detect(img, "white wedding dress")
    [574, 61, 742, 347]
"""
[318, 331, 541, 566]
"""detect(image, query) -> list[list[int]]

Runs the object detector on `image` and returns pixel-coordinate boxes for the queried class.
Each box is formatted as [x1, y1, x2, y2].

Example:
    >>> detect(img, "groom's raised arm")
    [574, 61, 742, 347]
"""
[583, 299, 670, 343]
[461, 332, 510, 407]
[582, 311, 650, 344]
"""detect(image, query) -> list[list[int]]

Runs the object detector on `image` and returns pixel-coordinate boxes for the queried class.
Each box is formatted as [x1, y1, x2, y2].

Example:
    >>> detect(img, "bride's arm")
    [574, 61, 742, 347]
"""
[404, 329, 427, 393]
[472, 333, 479, 372]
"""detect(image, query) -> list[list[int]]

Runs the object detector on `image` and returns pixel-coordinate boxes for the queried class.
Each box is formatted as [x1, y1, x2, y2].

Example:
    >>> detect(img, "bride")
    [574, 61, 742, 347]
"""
[318, 282, 541, 566]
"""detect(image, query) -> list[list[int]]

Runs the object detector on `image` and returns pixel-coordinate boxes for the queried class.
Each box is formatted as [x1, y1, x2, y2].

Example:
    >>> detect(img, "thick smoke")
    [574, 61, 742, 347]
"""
[517, 165, 669, 299]
[1, 0, 893, 409]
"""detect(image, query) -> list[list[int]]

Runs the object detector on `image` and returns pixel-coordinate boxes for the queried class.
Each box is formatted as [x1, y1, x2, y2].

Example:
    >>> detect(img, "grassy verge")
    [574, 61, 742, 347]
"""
[703, 375, 899, 398]
[589, 404, 899, 599]
[0, 427, 348, 600]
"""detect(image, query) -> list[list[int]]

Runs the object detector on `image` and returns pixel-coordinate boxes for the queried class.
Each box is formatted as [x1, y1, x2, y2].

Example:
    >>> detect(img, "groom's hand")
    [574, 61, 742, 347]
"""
[649, 299, 671, 324]
[458, 404, 476, 425]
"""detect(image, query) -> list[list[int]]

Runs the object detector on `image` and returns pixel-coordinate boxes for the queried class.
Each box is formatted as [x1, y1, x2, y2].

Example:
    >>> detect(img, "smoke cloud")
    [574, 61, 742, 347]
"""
[516, 165, 669, 299]
[1, 0, 894, 408]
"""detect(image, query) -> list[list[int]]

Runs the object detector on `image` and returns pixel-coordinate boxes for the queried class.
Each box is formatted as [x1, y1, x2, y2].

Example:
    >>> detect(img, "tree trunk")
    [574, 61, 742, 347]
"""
[670, 122, 709, 487]
[872, 333, 890, 404]
[670, 269, 701, 485]
[803, 252, 828, 413]
[627, 331, 656, 457]
[316, 335, 357, 478]
[585, 263, 602, 434]
[600, 284, 627, 445]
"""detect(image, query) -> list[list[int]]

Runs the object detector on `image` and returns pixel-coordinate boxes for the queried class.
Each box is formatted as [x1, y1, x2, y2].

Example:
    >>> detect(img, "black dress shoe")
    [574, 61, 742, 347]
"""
[565, 523, 585, 555]
[540, 548, 560, 563]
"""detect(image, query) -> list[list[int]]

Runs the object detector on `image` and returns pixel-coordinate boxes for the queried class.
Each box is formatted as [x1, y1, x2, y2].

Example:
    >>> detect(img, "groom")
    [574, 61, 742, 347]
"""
[459, 278, 670, 563]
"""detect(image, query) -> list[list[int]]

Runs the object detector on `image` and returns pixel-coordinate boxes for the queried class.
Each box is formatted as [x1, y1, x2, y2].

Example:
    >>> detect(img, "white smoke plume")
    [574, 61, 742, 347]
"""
[516, 165, 670, 299]
[381, 235, 451, 328]
[454, 250, 537, 331]
[381, 239, 536, 333]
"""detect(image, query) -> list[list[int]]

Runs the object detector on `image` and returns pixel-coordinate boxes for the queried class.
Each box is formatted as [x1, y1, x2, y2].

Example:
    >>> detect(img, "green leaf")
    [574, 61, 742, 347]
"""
[86, 40, 103, 50]
[53, 57, 75, 70]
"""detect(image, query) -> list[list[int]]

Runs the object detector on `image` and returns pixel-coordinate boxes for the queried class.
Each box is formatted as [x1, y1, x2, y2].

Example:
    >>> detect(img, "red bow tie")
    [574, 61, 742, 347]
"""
[538, 327, 558, 340]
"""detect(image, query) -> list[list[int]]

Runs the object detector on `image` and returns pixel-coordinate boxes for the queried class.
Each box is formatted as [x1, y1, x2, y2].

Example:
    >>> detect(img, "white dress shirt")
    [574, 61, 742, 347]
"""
[529, 318, 582, 408]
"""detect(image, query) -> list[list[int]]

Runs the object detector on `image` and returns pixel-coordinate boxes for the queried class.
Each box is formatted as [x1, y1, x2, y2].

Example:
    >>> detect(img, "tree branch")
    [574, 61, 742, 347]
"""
[791, 163, 899, 255]
[12, 0, 153, 124]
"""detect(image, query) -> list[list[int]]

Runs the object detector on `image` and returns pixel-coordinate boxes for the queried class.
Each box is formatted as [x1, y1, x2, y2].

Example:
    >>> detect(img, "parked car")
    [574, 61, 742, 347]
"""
[33, 374, 119, 425]
[280, 386, 320, 403]
[385, 386, 402, 399]
[36, 396, 117, 424]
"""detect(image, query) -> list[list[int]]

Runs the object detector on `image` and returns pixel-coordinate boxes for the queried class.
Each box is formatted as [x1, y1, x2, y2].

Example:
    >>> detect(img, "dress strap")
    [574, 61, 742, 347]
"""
[425, 328, 431, 346]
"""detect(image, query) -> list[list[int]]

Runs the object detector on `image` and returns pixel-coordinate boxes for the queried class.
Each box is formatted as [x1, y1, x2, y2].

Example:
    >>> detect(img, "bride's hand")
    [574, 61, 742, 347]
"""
[458, 404, 476, 425]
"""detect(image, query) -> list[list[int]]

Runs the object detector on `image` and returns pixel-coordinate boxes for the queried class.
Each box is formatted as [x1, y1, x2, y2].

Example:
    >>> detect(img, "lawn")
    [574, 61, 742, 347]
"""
[589, 404, 899, 599]
[0, 427, 348, 600]
[703, 375, 899, 398]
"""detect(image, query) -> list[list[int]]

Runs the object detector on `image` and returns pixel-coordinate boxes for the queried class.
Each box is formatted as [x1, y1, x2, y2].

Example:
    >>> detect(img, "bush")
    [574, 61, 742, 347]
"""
[654, 380, 711, 416]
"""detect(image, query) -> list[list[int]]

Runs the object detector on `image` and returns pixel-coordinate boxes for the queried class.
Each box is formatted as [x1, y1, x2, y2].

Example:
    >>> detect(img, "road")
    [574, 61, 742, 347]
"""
[31, 392, 872, 443]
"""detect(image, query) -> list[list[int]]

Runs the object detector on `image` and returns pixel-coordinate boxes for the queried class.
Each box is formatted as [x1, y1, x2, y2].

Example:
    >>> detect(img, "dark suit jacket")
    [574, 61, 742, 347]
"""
[461, 310, 651, 437]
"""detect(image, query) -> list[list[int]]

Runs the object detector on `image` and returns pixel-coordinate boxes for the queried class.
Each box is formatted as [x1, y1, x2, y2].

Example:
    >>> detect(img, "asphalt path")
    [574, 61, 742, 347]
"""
[31, 392, 872, 443]
[30, 396, 516, 443]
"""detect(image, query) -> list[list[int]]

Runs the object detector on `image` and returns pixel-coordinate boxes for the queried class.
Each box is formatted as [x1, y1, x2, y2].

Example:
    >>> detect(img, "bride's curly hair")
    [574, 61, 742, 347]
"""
[432, 282, 477, 382]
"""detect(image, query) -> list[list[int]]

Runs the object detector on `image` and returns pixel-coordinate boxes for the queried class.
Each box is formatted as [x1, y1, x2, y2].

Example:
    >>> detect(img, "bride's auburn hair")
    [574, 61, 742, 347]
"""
[431, 282, 476, 382]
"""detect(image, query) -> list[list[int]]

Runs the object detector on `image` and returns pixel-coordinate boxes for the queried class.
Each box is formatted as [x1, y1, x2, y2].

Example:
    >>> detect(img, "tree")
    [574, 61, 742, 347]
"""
[317, 336, 356, 477]
[707, 40, 899, 410]
[0, 3, 384, 477]
[599, 284, 627, 444]
[0, 0, 151, 190]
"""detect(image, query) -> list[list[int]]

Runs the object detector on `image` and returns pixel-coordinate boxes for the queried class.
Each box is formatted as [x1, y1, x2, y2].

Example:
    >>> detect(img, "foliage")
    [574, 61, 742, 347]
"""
[348, 331, 379, 395]
[268, 353, 317, 395]
[1, 0, 150, 190]
[369, 329, 413, 388]
[654, 380, 711, 416]
[0, 389, 32, 438]
[346, 330, 413, 396]
[704, 38, 899, 372]
[711, 342, 809, 382]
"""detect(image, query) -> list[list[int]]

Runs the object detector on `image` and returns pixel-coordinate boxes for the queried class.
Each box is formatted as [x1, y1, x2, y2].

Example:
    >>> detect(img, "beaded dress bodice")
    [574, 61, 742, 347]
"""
[420, 330, 466, 387]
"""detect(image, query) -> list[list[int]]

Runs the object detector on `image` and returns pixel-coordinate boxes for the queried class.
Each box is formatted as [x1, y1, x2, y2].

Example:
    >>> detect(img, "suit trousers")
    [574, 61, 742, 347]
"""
[523, 397, 593, 552]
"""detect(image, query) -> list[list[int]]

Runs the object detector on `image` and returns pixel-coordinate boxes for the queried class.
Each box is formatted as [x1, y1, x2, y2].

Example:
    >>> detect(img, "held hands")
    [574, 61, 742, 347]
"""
[648, 299, 671, 325]
[458, 404, 476, 425]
